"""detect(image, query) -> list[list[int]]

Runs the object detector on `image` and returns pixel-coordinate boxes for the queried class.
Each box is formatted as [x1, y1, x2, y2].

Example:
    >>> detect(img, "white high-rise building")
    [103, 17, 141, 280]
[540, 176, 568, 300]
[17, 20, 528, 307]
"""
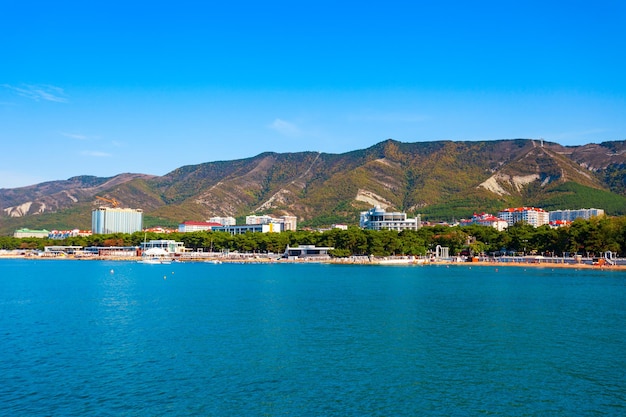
[92, 207, 143, 234]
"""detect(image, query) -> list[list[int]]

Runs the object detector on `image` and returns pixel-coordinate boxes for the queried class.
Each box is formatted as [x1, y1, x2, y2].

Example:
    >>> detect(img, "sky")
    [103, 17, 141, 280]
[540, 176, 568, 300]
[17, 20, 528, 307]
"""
[1, 1, 625, 189]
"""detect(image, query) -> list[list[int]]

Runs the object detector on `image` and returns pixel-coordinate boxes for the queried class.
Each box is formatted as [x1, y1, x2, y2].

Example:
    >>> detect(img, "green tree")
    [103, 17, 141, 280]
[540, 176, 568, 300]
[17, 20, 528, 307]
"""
[430, 226, 468, 255]
[505, 222, 535, 255]
[530, 225, 558, 256]
[398, 230, 427, 256]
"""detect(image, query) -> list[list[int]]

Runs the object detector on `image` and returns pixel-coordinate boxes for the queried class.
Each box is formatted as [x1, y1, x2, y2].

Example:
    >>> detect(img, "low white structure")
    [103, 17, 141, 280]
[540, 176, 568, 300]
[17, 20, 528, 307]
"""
[213, 224, 281, 235]
[43, 245, 84, 255]
[283, 245, 334, 259]
[178, 221, 222, 233]
[140, 239, 186, 254]
[13, 228, 50, 238]
[359, 206, 421, 231]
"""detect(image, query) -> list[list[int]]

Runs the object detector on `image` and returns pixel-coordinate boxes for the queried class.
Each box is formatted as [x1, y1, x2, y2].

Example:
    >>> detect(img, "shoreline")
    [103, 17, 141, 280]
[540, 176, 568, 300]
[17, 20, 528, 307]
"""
[2, 254, 625, 270]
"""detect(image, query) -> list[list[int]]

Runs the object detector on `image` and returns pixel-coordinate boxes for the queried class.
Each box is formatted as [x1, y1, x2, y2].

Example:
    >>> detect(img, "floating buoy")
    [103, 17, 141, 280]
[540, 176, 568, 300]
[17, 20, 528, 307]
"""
[110, 269, 114, 274]
[164, 276, 167, 280]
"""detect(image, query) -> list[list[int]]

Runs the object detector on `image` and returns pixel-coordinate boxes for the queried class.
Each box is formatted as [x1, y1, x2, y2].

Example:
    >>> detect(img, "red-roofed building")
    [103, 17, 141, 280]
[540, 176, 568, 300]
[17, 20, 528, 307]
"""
[461, 213, 509, 231]
[549, 219, 571, 228]
[497, 207, 549, 227]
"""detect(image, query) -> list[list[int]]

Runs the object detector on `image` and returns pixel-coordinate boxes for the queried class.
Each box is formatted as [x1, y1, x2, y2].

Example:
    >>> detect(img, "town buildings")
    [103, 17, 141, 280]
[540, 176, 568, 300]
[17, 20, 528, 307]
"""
[10, 195, 610, 241]
[485, 207, 605, 229]
[359, 206, 421, 231]
[91, 207, 143, 234]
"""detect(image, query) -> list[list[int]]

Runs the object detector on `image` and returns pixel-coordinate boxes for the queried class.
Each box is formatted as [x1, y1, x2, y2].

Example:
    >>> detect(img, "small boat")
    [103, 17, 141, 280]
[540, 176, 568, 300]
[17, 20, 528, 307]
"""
[139, 246, 172, 264]
[139, 257, 172, 264]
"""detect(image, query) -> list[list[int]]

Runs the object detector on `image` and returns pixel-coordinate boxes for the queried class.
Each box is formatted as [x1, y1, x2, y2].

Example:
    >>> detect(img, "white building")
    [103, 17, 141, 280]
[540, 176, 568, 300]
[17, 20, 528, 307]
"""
[13, 228, 50, 238]
[549, 208, 604, 222]
[359, 206, 421, 231]
[497, 207, 549, 228]
[92, 207, 143, 234]
[245, 214, 297, 231]
[178, 221, 223, 233]
[246, 214, 275, 225]
[208, 216, 236, 226]
[48, 229, 92, 239]
[283, 245, 334, 259]
[140, 239, 186, 254]
[281, 215, 298, 231]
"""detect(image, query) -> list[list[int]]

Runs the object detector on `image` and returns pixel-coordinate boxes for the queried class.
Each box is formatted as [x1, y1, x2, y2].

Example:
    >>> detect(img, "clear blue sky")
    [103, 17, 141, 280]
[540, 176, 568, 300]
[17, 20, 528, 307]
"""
[1, 1, 625, 188]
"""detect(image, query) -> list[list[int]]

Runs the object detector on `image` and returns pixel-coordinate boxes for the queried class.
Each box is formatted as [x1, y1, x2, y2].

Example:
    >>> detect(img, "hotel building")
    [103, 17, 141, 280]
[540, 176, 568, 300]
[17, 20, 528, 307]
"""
[497, 207, 549, 228]
[359, 206, 421, 231]
[549, 208, 604, 222]
[91, 207, 143, 234]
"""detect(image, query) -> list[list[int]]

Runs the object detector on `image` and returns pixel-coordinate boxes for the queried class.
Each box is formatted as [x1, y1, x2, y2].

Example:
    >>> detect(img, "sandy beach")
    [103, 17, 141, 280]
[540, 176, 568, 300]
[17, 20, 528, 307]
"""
[2, 252, 625, 271]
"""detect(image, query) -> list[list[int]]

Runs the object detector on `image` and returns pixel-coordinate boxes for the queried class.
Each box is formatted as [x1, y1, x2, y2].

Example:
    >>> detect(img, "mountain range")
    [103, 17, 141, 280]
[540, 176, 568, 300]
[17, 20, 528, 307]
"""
[2, 138, 626, 235]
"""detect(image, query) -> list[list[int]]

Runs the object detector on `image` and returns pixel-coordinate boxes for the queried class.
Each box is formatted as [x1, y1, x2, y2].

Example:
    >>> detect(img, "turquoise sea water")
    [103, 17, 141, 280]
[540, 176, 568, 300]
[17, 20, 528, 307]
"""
[1, 259, 625, 416]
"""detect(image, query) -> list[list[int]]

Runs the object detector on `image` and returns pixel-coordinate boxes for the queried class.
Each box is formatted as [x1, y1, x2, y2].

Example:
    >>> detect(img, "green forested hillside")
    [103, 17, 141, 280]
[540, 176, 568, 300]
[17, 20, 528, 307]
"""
[1, 139, 626, 234]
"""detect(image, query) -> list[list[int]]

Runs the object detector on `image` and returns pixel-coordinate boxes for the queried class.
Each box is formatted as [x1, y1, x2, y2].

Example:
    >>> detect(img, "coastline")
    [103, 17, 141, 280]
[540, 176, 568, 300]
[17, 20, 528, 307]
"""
[2, 253, 625, 270]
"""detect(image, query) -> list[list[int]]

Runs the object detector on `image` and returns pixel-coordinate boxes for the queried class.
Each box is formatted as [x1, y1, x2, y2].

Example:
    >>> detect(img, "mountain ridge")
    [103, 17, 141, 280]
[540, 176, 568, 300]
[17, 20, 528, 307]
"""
[1, 138, 626, 234]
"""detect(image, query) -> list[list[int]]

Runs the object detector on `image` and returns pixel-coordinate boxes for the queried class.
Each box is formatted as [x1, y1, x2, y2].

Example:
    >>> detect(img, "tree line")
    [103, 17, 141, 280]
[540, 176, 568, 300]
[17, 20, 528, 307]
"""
[2, 216, 625, 258]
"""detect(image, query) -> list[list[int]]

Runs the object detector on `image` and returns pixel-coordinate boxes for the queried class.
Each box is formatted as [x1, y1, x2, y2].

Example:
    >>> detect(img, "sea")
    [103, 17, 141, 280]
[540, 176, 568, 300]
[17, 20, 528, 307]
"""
[1, 259, 625, 416]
